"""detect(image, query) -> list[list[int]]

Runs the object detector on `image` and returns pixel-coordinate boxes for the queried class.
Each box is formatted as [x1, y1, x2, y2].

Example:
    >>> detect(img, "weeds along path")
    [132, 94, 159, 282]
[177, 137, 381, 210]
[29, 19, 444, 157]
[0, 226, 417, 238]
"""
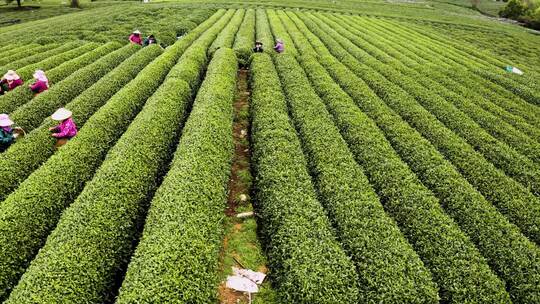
[0, 10, 230, 301]
[218, 68, 276, 304]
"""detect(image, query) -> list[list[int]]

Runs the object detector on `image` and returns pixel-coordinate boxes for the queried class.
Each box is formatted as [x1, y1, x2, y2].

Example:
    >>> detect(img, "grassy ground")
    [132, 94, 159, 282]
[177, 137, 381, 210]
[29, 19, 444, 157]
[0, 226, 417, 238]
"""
[0, 0, 112, 25]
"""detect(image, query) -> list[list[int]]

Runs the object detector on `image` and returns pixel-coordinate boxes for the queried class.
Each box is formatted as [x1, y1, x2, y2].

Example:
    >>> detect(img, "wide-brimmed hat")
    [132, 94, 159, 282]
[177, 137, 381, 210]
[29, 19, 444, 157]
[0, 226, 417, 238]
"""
[133, 30, 141, 35]
[276, 38, 283, 43]
[51, 108, 72, 121]
[3, 70, 20, 81]
[33, 70, 48, 82]
[0, 113, 14, 127]
[255, 41, 263, 45]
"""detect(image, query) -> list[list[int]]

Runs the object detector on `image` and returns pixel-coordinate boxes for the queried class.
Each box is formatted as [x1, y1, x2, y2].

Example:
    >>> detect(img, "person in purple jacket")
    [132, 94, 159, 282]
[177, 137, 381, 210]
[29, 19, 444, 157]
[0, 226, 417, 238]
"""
[29, 70, 49, 94]
[0, 70, 23, 95]
[49, 108, 77, 148]
[273, 38, 284, 53]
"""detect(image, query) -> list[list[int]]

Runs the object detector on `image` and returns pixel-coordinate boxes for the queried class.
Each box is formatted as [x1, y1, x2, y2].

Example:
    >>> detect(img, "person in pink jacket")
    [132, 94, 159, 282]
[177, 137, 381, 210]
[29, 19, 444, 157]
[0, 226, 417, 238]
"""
[29, 70, 49, 94]
[129, 30, 143, 45]
[49, 108, 77, 148]
[273, 38, 284, 53]
[0, 70, 23, 95]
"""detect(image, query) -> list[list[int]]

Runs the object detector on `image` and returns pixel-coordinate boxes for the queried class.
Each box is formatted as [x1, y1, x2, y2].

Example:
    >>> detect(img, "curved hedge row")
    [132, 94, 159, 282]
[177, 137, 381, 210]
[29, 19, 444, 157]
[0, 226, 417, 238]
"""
[0, 43, 188, 303]
[267, 9, 297, 55]
[255, 9, 274, 53]
[5, 77, 194, 304]
[303, 12, 540, 244]
[209, 9, 245, 54]
[276, 52, 439, 303]
[0, 45, 163, 211]
[0, 44, 27, 58]
[233, 9, 255, 65]
[250, 53, 360, 303]
[316, 14, 540, 193]
[357, 17, 540, 142]
[166, 9, 236, 90]
[0, 42, 122, 114]
[0, 41, 83, 72]
[14, 42, 99, 83]
[291, 11, 513, 303]
[393, 21, 540, 106]
[293, 12, 540, 303]
[116, 47, 237, 304]
[0, 44, 56, 66]
[331, 14, 540, 161]
[371, 18, 540, 128]
[349, 28, 540, 194]
[0, 10, 235, 301]
[9, 43, 136, 133]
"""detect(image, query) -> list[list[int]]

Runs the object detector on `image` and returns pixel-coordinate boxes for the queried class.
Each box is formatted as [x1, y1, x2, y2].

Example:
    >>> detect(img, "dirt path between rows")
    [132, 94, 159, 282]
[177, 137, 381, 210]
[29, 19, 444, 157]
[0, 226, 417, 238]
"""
[218, 68, 271, 304]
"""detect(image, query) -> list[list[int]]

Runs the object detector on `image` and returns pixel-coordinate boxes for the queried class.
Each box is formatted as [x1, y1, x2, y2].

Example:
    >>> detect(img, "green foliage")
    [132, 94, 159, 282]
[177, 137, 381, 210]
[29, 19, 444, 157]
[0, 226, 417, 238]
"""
[335, 14, 540, 148]
[300, 14, 540, 302]
[116, 47, 237, 304]
[0, 5, 216, 44]
[370, 18, 540, 132]
[267, 9, 296, 55]
[255, 9, 274, 53]
[277, 52, 440, 303]
[8, 43, 133, 133]
[0, 41, 83, 73]
[233, 9, 255, 65]
[209, 9, 245, 55]
[250, 53, 360, 303]
[500, 0, 529, 18]
[295, 11, 514, 303]
[0, 44, 59, 67]
[0, 25, 210, 300]
[155, 30, 176, 47]
[7, 42, 98, 83]
[0, 46, 163, 230]
[305, 11, 540, 241]
[5, 76, 193, 304]
[0, 42, 121, 116]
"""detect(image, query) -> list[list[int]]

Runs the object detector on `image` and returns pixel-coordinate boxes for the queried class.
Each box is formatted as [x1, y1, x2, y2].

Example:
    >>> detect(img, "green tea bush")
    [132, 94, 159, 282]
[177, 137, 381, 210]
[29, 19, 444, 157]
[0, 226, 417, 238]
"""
[116, 48, 237, 304]
[304, 12, 540, 243]
[156, 30, 177, 47]
[0, 44, 56, 66]
[250, 53, 360, 303]
[12, 42, 99, 83]
[0, 10, 235, 301]
[255, 9, 274, 52]
[0, 41, 83, 73]
[0, 45, 163, 215]
[209, 9, 245, 54]
[305, 48, 540, 304]
[0, 44, 25, 57]
[295, 12, 513, 303]
[0, 42, 122, 114]
[5, 77, 193, 304]
[320, 14, 540, 194]
[364, 17, 540, 134]
[267, 9, 297, 55]
[233, 9, 255, 65]
[9, 43, 136, 133]
[277, 53, 439, 303]
[334, 14, 540, 157]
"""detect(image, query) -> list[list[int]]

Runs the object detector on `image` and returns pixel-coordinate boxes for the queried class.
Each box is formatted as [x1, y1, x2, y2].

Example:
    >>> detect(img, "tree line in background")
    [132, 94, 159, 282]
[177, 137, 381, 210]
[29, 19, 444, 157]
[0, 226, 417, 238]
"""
[499, 0, 540, 29]
[4, 0, 85, 9]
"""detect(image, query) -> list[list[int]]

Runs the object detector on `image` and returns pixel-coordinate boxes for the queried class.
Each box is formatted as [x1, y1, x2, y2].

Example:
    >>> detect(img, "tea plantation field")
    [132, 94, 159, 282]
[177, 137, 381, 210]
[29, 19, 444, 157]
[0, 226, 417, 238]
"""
[0, 1, 539, 303]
